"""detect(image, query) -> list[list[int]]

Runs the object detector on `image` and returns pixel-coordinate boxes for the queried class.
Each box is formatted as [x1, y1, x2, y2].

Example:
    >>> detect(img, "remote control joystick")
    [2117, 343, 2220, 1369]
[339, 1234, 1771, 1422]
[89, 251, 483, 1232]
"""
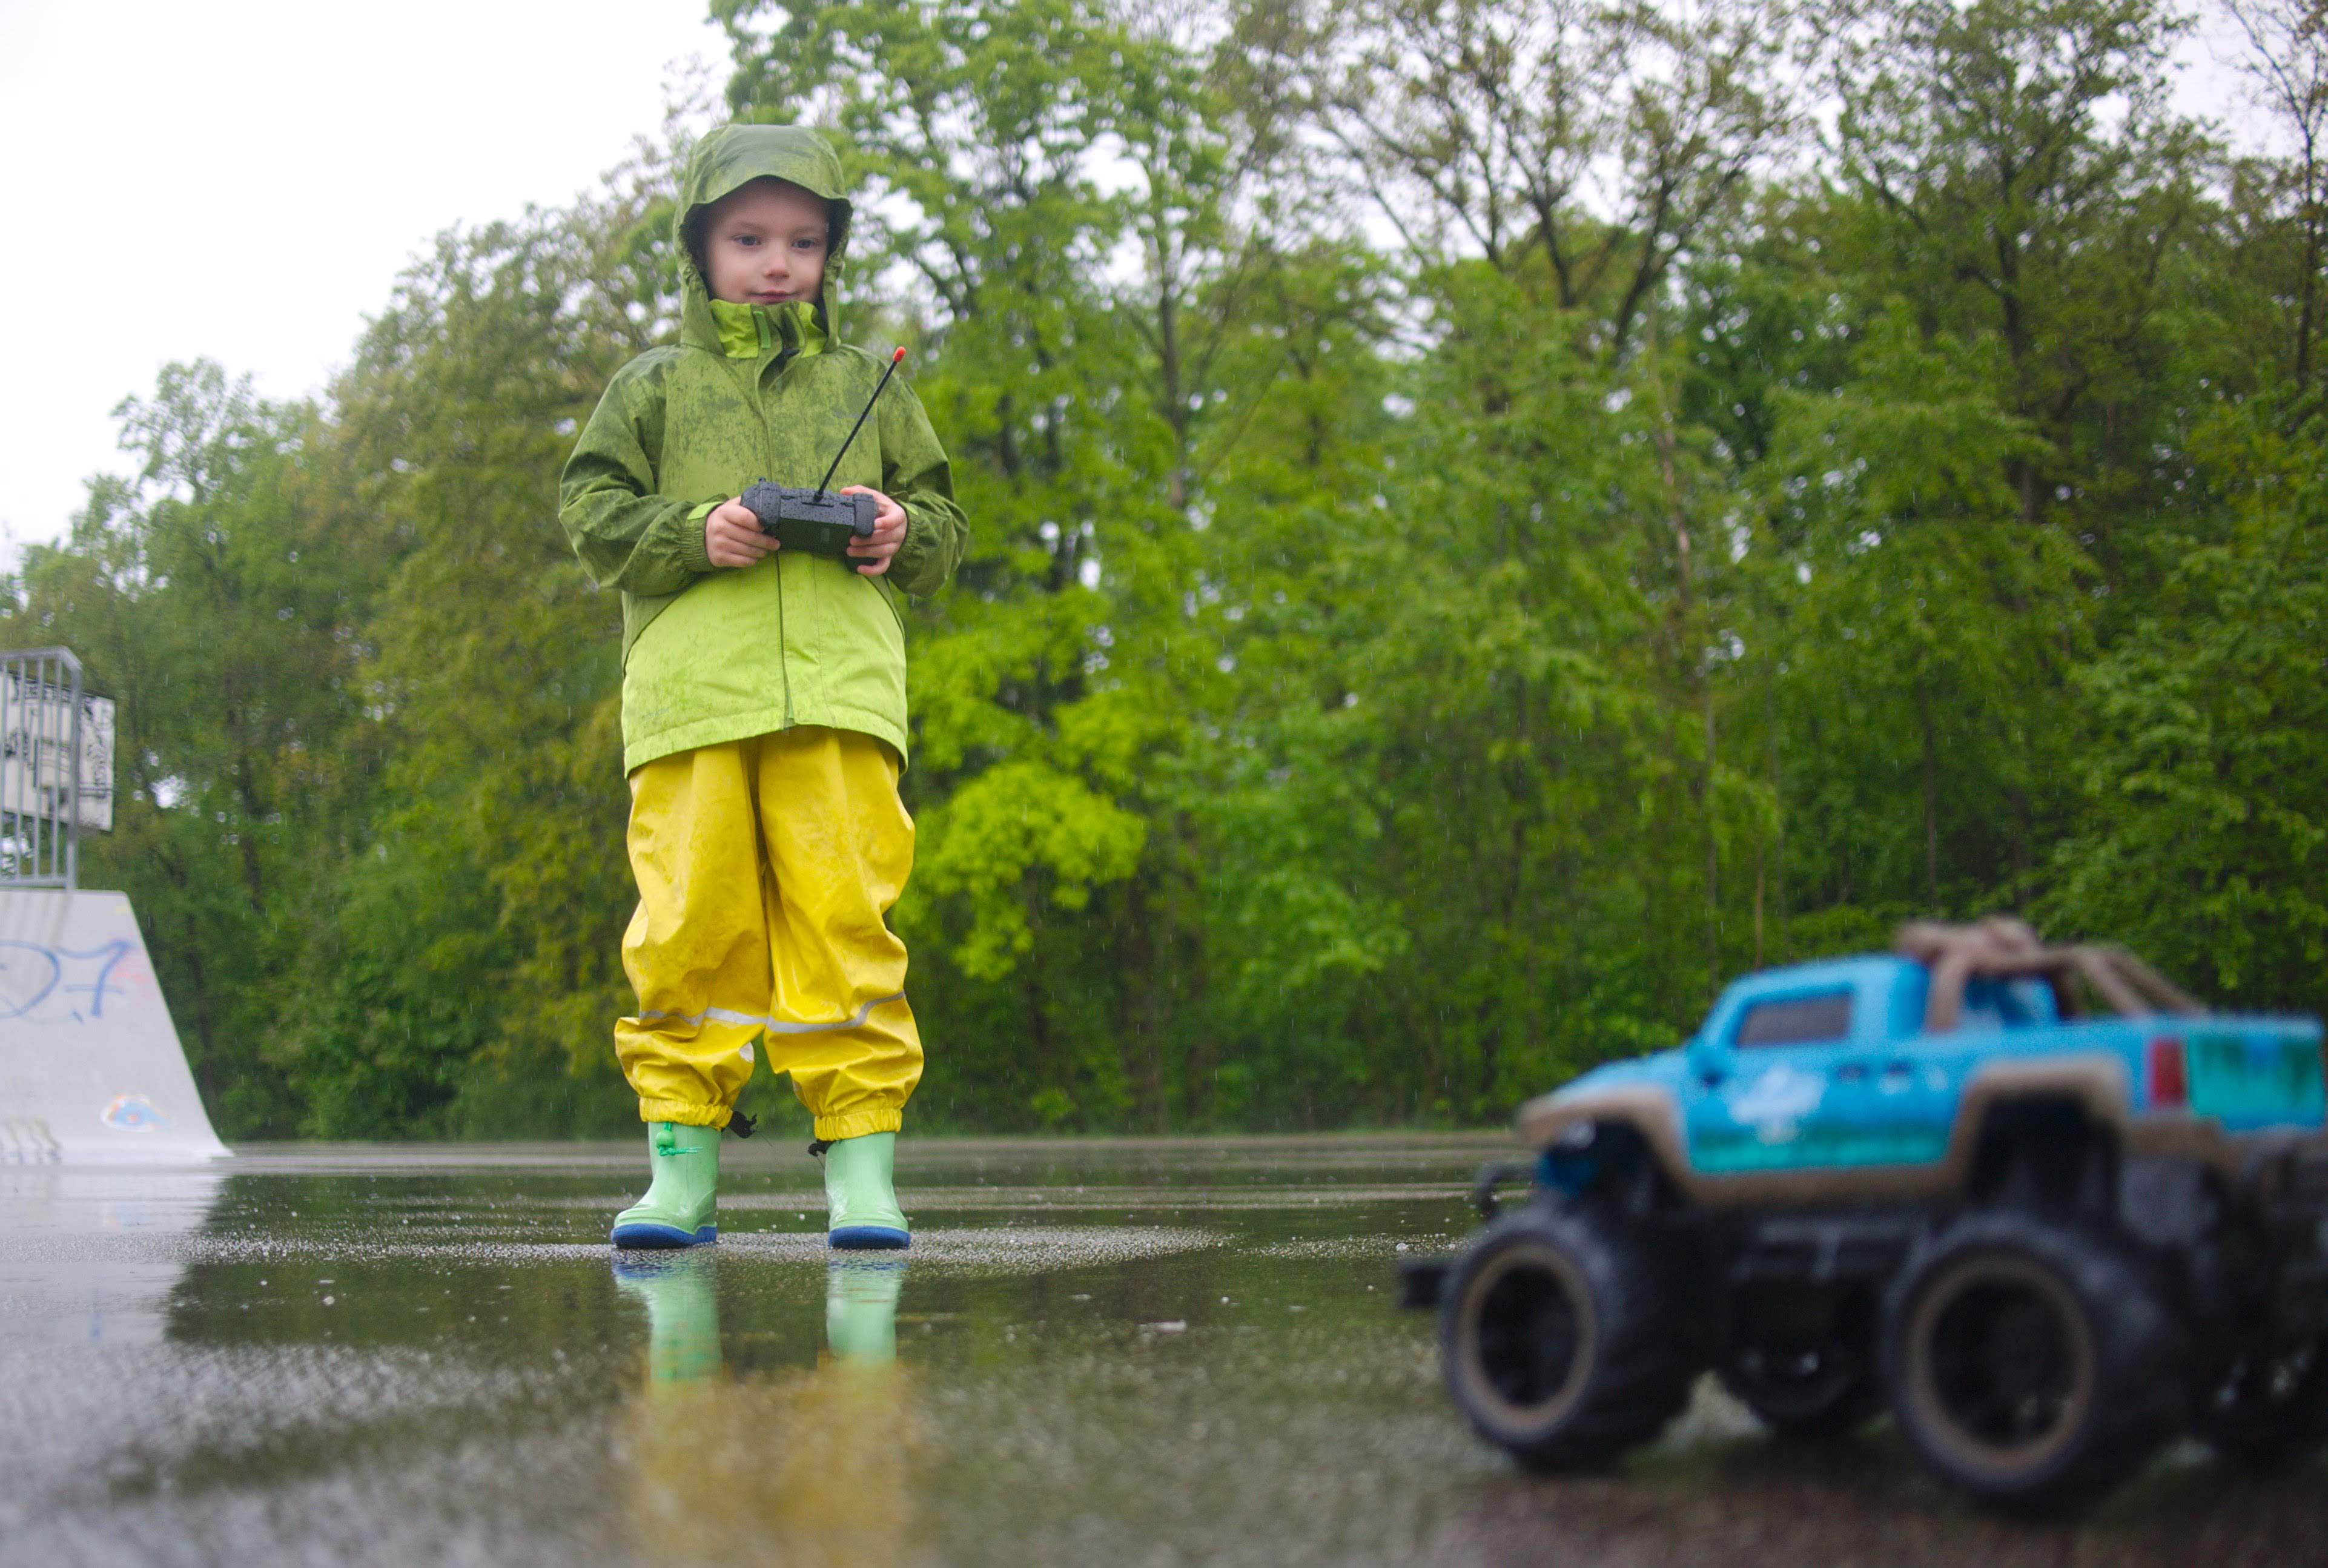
[738, 348, 909, 573]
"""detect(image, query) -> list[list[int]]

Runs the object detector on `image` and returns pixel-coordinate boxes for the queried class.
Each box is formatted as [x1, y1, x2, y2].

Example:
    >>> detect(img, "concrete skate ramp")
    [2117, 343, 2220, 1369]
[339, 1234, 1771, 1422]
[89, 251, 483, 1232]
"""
[0, 890, 228, 1160]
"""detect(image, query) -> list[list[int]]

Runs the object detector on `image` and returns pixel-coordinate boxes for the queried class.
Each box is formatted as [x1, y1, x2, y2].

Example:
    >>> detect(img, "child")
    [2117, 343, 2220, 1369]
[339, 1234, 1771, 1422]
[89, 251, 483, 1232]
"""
[559, 124, 967, 1250]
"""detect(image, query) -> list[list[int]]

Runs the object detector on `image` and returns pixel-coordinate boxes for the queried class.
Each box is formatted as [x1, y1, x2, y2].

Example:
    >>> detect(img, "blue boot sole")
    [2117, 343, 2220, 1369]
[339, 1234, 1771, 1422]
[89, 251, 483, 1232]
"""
[827, 1225, 910, 1251]
[610, 1221, 717, 1249]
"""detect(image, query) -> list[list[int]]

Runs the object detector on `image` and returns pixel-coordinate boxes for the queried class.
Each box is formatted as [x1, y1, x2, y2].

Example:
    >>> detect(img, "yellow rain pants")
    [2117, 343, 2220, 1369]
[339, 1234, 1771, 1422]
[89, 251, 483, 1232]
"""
[617, 726, 921, 1141]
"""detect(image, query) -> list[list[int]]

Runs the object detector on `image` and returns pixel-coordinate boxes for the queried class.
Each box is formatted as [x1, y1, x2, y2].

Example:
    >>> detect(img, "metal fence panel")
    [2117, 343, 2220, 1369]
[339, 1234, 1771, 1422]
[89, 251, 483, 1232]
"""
[0, 648, 85, 890]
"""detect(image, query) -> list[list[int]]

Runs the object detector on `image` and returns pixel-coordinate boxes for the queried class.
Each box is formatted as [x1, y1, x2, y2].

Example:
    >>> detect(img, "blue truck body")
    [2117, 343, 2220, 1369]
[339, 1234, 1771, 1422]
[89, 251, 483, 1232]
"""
[1526, 953, 2326, 1198]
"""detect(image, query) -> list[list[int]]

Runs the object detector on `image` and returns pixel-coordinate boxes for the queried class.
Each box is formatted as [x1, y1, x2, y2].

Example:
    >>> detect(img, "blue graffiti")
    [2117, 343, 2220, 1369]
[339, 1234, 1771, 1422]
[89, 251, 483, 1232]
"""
[0, 940, 133, 1023]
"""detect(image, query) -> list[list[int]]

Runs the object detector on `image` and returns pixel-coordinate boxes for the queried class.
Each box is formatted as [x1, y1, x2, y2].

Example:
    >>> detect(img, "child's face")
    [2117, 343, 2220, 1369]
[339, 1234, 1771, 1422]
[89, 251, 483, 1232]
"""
[701, 179, 830, 306]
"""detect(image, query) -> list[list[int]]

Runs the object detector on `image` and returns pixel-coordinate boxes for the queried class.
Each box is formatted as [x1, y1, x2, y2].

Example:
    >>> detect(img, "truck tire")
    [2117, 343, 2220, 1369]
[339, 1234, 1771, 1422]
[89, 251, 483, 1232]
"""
[1883, 1212, 2186, 1513]
[1722, 1341, 1886, 1439]
[1439, 1201, 1693, 1472]
[2194, 1335, 2328, 1467]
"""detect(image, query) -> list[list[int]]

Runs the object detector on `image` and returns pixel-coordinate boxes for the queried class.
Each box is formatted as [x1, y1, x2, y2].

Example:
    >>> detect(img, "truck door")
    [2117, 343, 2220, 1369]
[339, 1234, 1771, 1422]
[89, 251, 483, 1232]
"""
[1802, 1008, 1956, 1170]
[1686, 988, 1862, 1174]
[1691, 983, 1956, 1173]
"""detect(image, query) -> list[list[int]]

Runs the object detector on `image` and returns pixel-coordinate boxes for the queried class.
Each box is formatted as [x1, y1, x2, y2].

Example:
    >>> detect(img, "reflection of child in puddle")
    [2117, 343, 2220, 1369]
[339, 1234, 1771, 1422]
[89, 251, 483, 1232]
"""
[613, 1257, 914, 1566]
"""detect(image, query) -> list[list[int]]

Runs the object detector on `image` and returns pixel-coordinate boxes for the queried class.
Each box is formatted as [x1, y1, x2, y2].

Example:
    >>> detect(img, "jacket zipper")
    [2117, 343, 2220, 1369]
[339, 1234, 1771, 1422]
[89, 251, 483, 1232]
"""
[750, 318, 796, 729]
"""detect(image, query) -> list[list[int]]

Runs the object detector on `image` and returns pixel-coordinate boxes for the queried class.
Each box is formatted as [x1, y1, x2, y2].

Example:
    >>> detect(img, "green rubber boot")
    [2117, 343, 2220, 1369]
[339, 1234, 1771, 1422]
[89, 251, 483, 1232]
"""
[825, 1259, 905, 1363]
[611, 1252, 722, 1385]
[822, 1131, 909, 1250]
[611, 1121, 720, 1248]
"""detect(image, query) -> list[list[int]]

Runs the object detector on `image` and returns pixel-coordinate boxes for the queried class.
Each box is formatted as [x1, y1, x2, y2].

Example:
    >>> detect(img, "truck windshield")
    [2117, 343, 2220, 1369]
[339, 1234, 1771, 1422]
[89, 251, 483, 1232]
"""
[1734, 991, 1853, 1048]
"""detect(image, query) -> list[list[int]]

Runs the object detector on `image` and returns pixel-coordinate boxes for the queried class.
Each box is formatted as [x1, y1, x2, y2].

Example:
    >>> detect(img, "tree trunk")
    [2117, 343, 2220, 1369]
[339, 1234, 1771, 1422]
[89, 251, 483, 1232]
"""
[1918, 676, 1941, 909]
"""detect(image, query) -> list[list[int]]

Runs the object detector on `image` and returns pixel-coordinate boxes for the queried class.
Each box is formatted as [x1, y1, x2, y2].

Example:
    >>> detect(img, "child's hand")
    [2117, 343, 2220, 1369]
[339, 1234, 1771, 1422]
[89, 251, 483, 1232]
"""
[839, 488, 908, 576]
[705, 498, 775, 569]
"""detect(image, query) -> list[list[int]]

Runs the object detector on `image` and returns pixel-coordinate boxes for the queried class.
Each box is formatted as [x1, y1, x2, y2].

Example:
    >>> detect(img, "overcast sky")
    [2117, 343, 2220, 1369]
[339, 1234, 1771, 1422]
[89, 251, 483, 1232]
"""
[0, 1, 2272, 560]
[0, 0, 726, 554]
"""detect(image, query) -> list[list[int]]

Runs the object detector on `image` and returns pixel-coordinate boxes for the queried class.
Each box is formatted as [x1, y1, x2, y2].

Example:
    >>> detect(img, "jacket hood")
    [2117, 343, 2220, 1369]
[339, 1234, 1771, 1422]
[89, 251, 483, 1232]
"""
[676, 124, 854, 352]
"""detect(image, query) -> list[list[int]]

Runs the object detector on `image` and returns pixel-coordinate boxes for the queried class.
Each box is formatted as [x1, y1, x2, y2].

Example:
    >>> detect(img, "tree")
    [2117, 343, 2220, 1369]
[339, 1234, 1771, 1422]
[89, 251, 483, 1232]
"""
[2043, 392, 2328, 1007]
[1826, 0, 2210, 554]
[2223, 0, 2328, 391]
[1229, 0, 1804, 359]
[0, 363, 371, 1133]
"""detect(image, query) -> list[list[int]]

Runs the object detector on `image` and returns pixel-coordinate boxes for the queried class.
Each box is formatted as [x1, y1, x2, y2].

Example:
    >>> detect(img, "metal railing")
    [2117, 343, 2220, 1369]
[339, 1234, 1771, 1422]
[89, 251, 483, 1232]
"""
[0, 647, 84, 890]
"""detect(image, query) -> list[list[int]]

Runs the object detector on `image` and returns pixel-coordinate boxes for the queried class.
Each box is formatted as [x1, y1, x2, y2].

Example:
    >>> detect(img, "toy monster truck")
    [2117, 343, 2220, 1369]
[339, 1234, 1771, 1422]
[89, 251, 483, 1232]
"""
[1401, 918, 2328, 1512]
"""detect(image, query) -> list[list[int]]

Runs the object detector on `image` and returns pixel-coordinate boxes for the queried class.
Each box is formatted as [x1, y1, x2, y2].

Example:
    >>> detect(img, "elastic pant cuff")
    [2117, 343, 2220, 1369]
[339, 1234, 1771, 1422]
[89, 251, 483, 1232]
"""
[638, 1098, 730, 1130]
[812, 1108, 902, 1142]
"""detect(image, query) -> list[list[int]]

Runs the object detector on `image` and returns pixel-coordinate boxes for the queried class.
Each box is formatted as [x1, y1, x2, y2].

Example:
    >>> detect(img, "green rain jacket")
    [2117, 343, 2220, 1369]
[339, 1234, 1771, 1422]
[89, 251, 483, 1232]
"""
[558, 125, 968, 773]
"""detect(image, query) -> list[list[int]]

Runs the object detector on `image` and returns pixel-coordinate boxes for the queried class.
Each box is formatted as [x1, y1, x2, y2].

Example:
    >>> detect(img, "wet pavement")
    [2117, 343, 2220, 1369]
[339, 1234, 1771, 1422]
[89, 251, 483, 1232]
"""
[2, 1134, 2321, 1567]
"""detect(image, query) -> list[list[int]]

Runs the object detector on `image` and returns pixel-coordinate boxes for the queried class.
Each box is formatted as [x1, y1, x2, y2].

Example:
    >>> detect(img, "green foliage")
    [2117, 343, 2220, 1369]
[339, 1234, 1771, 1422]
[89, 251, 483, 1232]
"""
[2043, 392, 2328, 1008]
[12, 0, 2328, 1138]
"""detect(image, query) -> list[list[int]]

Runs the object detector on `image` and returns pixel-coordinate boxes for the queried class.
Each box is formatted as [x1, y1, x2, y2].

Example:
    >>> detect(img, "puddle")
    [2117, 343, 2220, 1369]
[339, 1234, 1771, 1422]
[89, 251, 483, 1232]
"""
[1, 1134, 2316, 1566]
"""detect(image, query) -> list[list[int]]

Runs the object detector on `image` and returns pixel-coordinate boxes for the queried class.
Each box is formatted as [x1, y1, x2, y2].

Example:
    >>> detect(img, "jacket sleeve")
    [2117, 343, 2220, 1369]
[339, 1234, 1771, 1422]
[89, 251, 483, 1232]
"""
[878, 379, 968, 598]
[558, 356, 717, 595]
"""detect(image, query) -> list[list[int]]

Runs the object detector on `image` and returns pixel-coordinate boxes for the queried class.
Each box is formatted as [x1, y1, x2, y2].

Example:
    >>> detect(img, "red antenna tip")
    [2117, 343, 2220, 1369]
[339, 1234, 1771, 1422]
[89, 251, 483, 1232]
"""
[892, 346, 907, 363]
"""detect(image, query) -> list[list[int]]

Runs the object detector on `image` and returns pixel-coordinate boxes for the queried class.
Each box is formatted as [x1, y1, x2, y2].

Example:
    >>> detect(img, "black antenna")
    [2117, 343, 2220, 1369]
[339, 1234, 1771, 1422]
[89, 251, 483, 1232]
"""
[815, 346, 908, 496]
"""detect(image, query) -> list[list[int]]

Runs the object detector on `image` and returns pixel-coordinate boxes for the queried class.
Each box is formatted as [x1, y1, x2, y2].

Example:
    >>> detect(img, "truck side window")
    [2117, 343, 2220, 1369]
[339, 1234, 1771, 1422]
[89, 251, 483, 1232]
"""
[1733, 991, 1854, 1048]
[1959, 977, 2059, 1032]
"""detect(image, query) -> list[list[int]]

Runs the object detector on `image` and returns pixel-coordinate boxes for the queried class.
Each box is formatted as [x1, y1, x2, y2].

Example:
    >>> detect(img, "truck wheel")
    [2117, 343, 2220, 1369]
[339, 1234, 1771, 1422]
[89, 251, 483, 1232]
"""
[1439, 1202, 1692, 1472]
[1723, 1341, 1885, 1438]
[2194, 1335, 2328, 1467]
[1883, 1213, 2184, 1513]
